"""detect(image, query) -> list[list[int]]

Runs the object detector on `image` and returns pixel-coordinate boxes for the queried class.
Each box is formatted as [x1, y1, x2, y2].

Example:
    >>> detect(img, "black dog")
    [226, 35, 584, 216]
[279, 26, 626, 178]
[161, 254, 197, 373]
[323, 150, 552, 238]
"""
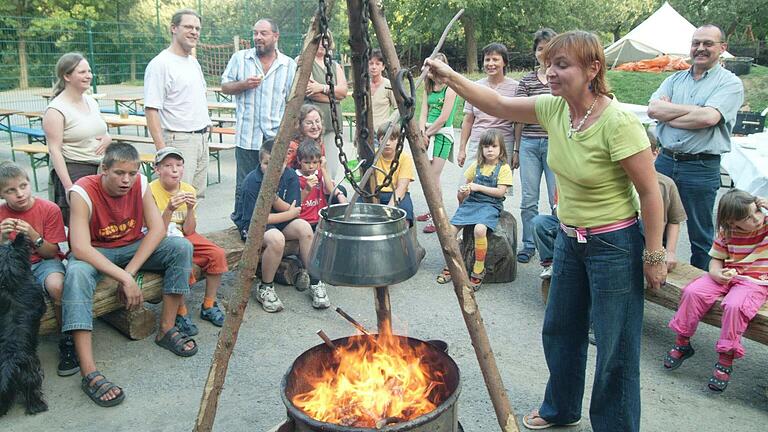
[0, 234, 48, 416]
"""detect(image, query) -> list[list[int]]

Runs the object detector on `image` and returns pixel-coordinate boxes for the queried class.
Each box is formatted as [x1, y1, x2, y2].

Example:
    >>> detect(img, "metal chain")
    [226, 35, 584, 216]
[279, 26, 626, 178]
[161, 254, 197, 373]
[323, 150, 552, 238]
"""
[317, 0, 407, 197]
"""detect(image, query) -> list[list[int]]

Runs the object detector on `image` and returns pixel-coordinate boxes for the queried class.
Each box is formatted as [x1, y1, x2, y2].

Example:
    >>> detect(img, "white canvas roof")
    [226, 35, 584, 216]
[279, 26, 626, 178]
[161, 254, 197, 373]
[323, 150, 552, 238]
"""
[605, 2, 732, 67]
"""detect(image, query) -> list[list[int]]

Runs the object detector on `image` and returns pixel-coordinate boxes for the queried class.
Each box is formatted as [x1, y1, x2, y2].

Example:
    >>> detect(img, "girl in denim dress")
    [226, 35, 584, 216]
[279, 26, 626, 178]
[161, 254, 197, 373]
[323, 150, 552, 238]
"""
[436, 129, 513, 289]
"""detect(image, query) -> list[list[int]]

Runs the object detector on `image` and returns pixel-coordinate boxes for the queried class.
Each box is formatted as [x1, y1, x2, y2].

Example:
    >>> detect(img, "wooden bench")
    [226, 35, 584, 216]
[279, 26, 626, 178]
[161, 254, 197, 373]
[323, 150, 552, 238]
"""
[40, 227, 301, 340]
[540, 262, 768, 345]
[208, 142, 235, 184]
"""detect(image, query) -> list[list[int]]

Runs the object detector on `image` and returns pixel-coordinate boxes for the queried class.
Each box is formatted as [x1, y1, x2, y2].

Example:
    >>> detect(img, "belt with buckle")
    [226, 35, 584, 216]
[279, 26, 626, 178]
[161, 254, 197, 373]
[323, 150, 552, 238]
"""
[661, 147, 719, 161]
[167, 126, 209, 134]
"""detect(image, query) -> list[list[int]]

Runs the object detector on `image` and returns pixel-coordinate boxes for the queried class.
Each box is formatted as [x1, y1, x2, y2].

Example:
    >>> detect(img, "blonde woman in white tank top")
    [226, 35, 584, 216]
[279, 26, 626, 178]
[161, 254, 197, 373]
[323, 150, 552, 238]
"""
[42, 52, 110, 224]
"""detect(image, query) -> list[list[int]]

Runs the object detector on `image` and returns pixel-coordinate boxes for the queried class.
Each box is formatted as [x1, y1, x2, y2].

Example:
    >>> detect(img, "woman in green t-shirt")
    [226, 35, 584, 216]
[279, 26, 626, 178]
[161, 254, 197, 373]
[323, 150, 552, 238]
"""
[425, 31, 665, 432]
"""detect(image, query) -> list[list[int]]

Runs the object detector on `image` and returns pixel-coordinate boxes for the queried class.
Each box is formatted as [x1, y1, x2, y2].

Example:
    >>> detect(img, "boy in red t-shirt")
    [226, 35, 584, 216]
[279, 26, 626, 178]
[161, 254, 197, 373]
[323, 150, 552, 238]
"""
[295, 139, 347, 229]
[64, 143, 196, 407]
[0, 161, 76, 377]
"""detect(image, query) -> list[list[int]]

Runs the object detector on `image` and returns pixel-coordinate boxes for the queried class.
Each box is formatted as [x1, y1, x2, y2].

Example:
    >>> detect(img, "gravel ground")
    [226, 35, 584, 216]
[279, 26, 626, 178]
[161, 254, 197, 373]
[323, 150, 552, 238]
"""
[1, 124, 767, 432]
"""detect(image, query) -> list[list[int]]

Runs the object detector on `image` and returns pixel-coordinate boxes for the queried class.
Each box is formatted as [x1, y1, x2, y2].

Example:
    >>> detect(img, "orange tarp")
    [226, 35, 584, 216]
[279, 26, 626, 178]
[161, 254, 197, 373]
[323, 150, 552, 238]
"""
[615, 55, 691, 72]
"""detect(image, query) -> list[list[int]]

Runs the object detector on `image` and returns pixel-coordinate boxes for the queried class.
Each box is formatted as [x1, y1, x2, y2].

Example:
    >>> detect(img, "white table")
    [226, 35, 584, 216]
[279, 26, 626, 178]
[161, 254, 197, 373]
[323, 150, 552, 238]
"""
[722, 132, 768, 197]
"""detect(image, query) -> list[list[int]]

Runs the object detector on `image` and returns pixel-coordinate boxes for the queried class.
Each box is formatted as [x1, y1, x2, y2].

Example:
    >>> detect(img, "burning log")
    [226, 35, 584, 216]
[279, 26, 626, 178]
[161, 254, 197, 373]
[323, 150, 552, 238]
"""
[282, 334, 460, 430]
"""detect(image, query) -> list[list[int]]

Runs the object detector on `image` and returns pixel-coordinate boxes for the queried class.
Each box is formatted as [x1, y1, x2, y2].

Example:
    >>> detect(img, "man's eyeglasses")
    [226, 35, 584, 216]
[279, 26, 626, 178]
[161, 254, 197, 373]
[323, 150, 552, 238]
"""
[691, 40, 723, 48]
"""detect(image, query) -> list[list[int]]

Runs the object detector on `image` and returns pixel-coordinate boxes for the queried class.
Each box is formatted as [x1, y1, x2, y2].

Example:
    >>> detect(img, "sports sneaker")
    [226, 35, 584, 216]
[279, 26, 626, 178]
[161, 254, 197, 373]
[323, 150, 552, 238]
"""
[256, 283, 284, 313]
[309, 281, 330, 309]
[175, 314, 199, 336]
[295, 269, 310, 292]
[539, 266, 553, 280]
[57, 335, 80, 377]
[416, 212, 431, 222]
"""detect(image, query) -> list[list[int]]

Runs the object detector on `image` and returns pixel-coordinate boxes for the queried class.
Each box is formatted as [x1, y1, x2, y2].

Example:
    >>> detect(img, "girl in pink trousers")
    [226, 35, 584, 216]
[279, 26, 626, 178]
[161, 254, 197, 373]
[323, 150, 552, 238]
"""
[663, 189, 767, 392]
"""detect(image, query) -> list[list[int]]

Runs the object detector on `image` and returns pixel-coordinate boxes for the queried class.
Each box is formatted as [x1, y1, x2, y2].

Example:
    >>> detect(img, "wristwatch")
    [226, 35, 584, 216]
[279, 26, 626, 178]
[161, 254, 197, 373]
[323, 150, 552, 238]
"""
[33, 236, 44, 249]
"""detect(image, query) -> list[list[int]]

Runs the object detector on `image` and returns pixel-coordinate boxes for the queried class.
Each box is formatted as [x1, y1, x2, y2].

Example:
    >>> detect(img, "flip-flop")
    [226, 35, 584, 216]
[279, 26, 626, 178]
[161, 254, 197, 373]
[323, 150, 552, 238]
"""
[522, 409, 581, 430]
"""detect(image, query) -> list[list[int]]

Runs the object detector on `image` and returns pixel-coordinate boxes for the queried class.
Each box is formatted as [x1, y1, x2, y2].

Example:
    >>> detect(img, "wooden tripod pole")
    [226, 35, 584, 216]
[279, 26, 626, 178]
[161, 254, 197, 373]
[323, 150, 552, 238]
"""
[193, 2, 335, 430]
[367, 5, 520, 432]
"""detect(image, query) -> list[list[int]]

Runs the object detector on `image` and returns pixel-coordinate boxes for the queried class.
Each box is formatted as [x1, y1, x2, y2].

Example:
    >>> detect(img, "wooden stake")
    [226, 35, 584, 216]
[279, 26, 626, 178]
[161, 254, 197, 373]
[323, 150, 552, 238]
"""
[367, 5, 520, 432]
[374, 286, 392, 334]
[193, 2, 336, 430]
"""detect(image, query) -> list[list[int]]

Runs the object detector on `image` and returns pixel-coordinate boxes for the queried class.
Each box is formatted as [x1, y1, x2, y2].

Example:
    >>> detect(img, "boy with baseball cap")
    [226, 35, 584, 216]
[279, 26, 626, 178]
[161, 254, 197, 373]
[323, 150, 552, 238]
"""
[150, 147, 228, 334]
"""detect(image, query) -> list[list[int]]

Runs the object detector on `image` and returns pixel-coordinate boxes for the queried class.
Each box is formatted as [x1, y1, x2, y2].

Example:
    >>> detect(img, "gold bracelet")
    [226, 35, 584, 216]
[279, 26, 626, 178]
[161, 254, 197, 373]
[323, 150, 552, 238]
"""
[642, 248, 666, 265]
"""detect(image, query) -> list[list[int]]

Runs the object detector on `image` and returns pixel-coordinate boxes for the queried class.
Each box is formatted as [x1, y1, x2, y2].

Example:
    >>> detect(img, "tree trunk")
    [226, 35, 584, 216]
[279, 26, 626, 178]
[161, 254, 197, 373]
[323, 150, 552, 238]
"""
[18, 36, 29, 89]
[461, 15, 477, 74]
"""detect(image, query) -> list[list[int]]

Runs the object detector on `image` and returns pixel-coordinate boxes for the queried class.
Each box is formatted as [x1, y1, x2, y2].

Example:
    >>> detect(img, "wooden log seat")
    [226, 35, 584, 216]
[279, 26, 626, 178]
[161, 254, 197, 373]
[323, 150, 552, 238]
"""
[459, 211, 518, 283]
[39, 227, 302, 340]
[540, 262, 768, 345]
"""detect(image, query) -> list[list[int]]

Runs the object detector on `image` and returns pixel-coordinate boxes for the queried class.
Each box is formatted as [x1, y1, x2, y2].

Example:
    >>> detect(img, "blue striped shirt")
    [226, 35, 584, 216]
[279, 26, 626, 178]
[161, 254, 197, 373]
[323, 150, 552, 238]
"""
[222, 49, 297, 150]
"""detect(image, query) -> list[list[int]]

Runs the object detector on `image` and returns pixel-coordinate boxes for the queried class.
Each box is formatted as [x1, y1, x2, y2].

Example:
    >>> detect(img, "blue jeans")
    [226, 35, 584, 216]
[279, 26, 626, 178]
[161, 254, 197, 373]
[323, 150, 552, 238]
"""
[655, 153, 720, 270]
[539, 224, 644, 431]
[232, 146, 260, 221]
[532, 214, 559, 264]
[62, 237, 193, 332]
[376, 191, 414, 227]
[519, 137, 556, 251]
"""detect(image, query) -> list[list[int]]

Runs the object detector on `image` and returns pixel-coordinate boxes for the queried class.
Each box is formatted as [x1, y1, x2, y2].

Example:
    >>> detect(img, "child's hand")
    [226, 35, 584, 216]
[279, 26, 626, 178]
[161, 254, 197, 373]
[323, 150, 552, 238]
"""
[167, 193, 187, 211]
[0, 218, 16, 240]
[710, 268, 737, 284]
[11, 219, 39, 240]
[288, 200, 301, 218]
[185, 193, 197, 209]
[458, 184, 470, 199]
[306, 174, 319, 189]
[467, 182, 480, 192]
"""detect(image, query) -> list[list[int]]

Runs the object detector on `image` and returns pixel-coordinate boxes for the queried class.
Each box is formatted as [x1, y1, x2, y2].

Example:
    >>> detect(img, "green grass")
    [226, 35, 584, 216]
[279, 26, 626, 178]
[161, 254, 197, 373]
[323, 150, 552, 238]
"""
[340, 65, 768, 131]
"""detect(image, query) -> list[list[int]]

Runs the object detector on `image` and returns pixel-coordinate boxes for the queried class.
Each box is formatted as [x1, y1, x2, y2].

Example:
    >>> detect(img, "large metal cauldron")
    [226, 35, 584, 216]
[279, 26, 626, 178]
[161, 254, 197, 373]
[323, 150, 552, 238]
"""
[308, 203, 419, 287]
[281, 335, 461, 432]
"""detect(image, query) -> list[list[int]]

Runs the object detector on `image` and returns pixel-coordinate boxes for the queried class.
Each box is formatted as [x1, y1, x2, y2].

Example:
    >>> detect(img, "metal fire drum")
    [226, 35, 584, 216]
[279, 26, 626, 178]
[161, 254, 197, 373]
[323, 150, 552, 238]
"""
[308, 203, 420, 287]
[281, 335, 462, 432]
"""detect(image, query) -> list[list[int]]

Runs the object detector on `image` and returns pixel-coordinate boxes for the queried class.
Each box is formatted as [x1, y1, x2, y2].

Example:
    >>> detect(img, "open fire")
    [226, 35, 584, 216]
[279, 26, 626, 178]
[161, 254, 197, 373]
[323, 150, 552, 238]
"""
[284, 328, 458, 429]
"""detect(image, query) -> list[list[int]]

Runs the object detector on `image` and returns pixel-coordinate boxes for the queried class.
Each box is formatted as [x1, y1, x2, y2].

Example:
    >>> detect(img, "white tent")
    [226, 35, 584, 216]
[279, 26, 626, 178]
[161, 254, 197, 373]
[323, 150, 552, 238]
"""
[604, 2, 732, 67]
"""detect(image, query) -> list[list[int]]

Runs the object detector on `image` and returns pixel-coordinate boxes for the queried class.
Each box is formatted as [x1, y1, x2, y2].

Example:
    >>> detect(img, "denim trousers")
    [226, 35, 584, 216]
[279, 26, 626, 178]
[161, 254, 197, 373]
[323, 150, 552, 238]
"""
[519, 137, 557, 251]
[539, 224, 644, 432]
[62, 236, 193, 332]
[532, 214, 559, 264]
[655, 153, 720, 270]
[232, 146, 261, 221]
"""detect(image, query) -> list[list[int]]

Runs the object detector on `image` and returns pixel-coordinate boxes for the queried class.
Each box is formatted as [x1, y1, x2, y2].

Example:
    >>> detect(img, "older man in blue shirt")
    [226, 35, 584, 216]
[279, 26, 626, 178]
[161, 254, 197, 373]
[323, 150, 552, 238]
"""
[222, 18, 297, 221]
[648, 24, 744, 270]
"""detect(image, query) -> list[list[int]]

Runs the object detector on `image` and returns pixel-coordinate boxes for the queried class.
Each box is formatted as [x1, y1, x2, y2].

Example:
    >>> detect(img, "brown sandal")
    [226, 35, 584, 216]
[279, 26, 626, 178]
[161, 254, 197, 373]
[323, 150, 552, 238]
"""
[469, 270, 486, 291]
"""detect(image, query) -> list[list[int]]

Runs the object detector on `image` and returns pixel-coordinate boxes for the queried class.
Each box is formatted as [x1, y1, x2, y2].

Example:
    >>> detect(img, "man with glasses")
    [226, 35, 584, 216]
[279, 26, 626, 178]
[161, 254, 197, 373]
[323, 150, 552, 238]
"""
[145, 9, 212, 196]
[221, 18, 297, 222]
[648, 24, 744, 270]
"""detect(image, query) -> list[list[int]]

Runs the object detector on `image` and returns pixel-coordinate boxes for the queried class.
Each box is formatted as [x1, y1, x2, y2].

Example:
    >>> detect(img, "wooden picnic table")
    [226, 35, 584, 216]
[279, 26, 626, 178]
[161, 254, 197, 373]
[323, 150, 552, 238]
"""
[0, 109, 24, 161]
[39, 91, 105, 102]
[102, 113, 147, 136]
[102, 94, 144, 114]
[207, 101, 236, 114]
[207, 86, 232, 103]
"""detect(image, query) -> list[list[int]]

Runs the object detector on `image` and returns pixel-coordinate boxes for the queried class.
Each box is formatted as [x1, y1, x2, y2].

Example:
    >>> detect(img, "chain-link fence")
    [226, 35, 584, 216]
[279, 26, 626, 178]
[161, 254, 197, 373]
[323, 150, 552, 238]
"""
[0, 9, 311, 122]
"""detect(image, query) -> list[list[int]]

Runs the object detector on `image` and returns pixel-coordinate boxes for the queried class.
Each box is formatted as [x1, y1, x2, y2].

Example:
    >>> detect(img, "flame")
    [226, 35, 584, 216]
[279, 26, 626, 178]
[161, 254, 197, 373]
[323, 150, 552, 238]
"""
[291, 328, 448, 427]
